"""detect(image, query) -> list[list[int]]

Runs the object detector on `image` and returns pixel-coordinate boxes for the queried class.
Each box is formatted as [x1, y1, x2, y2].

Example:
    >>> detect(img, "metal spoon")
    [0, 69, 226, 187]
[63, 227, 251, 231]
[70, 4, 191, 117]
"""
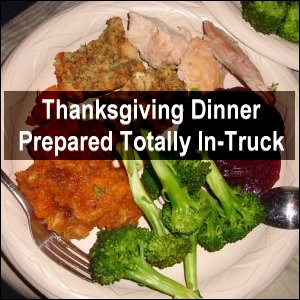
[260, 187, 299, 229]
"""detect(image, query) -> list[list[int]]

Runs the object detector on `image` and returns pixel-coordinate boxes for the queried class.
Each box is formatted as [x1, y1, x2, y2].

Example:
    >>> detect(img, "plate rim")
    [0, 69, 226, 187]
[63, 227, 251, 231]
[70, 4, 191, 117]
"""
[202, 1, 299, 71]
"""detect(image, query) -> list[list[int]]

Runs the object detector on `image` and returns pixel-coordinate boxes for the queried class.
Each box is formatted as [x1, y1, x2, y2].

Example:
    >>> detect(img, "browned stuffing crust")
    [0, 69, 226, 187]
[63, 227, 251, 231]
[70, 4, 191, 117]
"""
[54, 17, 145, 91]
[122, 65, 186, 91]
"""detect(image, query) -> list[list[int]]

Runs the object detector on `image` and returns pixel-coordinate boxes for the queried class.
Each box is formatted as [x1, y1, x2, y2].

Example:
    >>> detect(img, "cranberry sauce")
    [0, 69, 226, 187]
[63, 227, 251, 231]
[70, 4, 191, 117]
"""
[214, 160, 281, 195]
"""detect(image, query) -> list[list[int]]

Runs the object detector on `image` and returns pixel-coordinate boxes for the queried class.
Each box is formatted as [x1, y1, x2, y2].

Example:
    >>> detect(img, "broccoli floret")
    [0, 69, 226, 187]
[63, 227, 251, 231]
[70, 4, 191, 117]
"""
[140, 131, 210, 234]
[159, 159, 211, 234]
[117, 142, 192, 269]
[90, 227, 200, 299]
[156, 186, 227, 253]
[145, 233, 192, 269]
[241, 1, 289, 34]
[118, 139, 205, 295]
[165, 160, 211, 194]
[186, 188, 228, 252]
[161, 200, 209, 235]
[169, 155, 266, 253]
[277, 1, 299, 42]
[197, 213, 228, 252]
[141, 129, 212, 296]
[90, 227, 149, 285]
[200, 152, 266, 245]
[141, 161, 162, 200]
[151, 158, 210, 234]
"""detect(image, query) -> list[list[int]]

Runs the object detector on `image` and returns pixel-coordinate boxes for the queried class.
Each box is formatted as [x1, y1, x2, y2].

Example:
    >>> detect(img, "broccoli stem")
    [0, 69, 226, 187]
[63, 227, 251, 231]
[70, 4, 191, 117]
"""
[135, 190, 168, 236]
[146, 149, 202, 296]
[200, 157, 258, 223]
[184, 232, 202, 298]
[198, 188, 221, 236]
[141, 129, 194, 211]
[146, 156, 194, 212]
[200, 152, 238, 224]
[206, 217, 216, 236]
[126, 256, 201, 299]
[118, 142, 168, 236]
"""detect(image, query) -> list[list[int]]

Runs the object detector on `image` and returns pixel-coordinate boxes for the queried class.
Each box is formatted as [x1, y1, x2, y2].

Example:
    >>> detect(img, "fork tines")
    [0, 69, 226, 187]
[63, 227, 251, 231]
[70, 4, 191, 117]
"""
[41, 235, 93, 282]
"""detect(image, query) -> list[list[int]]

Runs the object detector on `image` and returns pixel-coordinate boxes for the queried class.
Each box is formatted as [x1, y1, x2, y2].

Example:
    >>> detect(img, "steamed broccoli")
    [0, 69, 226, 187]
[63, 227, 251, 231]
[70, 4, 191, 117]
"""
[114, 132, 266, 298]
[183, 230, 200, 296]
[141, 134, 210, 296]
[140, 129, 210, 235]
[90, 227, 200, 299]
[196, 189, 229, 252]
[241, 1, 299, 42]
[159, 152, 266, 253]
[150, 161, 209, 295]
[154, 159, 212, 295]
[146, 233, 192, 269]
[200, 152, 266, 246]
[277, 1, 299, 42]
[241, 1, 289, 34]
[146, 157, 211, 235]
[165, 160, 211, 194]
[118, 142, 202, 296]
[117, 142, 192, 269]
[141, 161, 162, 201]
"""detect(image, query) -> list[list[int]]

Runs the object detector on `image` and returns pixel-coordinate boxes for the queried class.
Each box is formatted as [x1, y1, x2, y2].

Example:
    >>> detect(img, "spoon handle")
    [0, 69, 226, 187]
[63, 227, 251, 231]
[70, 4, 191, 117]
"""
[261, 186, 299, 230]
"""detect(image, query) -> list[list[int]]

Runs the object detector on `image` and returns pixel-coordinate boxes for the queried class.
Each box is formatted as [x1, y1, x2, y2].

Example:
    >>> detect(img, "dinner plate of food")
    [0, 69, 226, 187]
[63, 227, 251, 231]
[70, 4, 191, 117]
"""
[202, 1, 299, 71]
[1, 1, 299, 299]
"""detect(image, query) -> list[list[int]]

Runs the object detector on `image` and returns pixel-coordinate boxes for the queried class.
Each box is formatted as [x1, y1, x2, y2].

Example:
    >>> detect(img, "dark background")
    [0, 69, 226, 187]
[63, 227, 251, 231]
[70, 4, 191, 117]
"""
[2, 2, 37, 300]
[1, 1, 36, 26]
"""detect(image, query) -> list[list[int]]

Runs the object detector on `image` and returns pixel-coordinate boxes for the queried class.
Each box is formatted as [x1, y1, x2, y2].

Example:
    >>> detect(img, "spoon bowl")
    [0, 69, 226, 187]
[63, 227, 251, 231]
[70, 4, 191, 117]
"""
[260, 186, 299, 229]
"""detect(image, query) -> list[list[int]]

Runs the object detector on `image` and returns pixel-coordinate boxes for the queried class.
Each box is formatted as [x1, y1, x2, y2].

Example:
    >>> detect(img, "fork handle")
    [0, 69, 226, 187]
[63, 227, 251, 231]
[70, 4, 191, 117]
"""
[1, 169, 33, 217]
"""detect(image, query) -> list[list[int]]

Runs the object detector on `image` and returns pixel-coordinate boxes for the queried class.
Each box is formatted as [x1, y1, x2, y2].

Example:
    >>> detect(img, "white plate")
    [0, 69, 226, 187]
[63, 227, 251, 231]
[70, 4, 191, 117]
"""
[1, 1, 299, 299]
[202, 1, 299, 71]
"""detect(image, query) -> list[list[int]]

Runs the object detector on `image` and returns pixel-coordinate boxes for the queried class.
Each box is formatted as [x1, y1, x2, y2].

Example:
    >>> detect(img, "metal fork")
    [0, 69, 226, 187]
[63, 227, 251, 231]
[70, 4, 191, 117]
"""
[1, 169, 93, 282]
